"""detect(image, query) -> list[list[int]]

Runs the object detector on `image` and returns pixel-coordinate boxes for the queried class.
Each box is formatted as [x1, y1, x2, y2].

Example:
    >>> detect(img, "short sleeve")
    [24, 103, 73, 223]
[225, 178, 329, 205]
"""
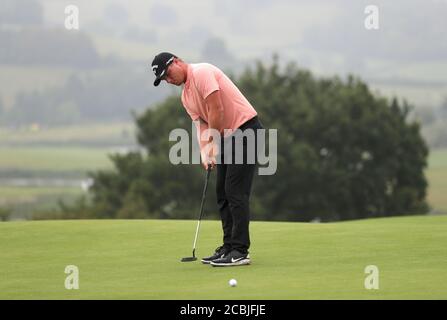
[185, 108, 199, 121]
[193, 67, 220, 100]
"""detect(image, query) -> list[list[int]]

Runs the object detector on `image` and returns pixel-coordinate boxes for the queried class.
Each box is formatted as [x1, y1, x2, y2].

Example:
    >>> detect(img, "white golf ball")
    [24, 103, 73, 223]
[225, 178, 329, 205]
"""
[229, 279, 237, 287]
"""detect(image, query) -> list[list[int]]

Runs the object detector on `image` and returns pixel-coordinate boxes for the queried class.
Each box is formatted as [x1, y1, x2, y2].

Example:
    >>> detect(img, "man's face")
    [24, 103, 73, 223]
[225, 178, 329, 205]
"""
[162, 59, 185, 86]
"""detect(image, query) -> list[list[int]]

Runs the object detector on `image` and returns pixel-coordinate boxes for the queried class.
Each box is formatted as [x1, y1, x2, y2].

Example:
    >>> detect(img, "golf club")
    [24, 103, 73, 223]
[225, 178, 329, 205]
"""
[181, 165, 212, 262]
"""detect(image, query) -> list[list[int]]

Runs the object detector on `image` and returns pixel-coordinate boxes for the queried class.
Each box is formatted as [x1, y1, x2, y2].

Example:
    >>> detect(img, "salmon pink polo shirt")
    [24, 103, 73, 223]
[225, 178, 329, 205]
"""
[181, 63, 257, 152]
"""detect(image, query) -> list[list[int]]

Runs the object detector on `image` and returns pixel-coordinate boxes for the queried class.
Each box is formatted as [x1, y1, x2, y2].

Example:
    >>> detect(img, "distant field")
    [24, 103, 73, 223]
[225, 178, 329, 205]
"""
[0, 122, 131, 217]
[0, 216, 446, 299]
[0, 147, 114, 172]
[0, 186, 83, 219]
[426, 149, 447, 211]
[0, 134, 445, 218]
[0, 144, 115, 217]
[371, 83, 447, 108]
[0, 122, 136, 147]
[0, 65, 74, 108]
[94, 35, 159, 61]
[0, 119, 447, 219]
[0, 145, 112, 217]
[0, 187, 82, 204]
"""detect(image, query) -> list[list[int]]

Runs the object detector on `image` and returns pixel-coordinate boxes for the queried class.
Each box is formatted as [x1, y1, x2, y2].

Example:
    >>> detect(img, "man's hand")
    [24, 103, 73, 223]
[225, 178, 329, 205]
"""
[202, 141, 219, 170]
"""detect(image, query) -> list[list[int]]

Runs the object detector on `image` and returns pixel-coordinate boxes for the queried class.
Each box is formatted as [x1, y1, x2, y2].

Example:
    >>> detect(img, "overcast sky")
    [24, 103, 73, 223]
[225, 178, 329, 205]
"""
[2, 0, 446, 108]
[37, 0, 447, 80]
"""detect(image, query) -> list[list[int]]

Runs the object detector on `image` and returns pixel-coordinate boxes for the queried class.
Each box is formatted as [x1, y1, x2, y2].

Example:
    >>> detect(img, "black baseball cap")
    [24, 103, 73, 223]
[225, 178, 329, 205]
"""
[151, 52, 177, 86]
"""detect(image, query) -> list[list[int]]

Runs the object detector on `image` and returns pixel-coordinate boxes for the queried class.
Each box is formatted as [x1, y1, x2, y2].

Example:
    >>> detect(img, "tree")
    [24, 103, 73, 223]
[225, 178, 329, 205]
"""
[88, 96, 217, 220]
[0, 207, 12, 222]
[86, 58, 429, 221]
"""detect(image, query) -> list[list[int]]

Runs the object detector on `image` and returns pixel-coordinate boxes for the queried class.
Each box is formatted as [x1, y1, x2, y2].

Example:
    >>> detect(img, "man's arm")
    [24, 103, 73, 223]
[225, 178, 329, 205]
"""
[205, 90, 224, 136]
[200, 90, 224, 169]
[194, 117, 209, 153]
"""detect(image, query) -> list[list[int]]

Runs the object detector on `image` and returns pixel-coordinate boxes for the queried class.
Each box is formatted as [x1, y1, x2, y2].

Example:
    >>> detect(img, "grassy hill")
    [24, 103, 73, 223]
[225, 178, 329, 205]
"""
[0, 215, 446, 299]
[0, 65, 74, 108]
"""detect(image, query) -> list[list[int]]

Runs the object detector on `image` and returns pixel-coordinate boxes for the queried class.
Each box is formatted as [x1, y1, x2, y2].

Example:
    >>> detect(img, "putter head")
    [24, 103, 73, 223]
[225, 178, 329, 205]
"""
[181, 249, 197, 262]
[181, 257, 197, 262]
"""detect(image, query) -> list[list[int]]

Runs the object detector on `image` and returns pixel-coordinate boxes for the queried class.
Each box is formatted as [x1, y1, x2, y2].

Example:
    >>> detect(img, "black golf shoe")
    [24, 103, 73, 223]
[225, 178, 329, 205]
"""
[201, 245, 231, 264]
[210, 249, 250, 267]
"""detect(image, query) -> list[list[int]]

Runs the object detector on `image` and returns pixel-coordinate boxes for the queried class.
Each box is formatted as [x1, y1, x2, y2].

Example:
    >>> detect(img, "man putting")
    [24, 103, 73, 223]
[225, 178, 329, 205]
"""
[151, 52, 263, 267]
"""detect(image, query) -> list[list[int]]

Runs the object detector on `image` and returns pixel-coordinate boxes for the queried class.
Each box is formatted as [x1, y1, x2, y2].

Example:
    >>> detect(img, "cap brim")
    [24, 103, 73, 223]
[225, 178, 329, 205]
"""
[152, 58, 174, 87]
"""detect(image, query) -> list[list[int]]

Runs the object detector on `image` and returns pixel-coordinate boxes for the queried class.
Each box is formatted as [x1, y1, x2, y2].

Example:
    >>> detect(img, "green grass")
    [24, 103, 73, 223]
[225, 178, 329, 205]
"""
[0, 215, 446, 299]
[0, 144, 114, 216]
[426, 149, 447, 211]
[0, 186, 82, 204]
[0, 122, 135, 147]
[0, 187, 84, 219]
[0, 186, 81, 199]
[0, 147, 113, 172]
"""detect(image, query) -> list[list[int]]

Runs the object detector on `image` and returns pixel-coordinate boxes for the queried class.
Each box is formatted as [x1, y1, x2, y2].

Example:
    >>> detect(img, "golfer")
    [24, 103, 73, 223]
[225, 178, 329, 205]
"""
[151, 52, 263, 267]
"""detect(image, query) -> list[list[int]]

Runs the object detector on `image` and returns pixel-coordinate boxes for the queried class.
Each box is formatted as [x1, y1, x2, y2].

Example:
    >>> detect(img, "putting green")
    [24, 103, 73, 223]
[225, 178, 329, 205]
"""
[0, 215, 446, 299]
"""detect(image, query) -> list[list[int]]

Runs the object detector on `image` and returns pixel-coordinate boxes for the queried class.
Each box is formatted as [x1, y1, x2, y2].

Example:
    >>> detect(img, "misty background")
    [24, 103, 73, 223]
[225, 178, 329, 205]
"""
[0, 0, 446, 142]
[1, 0, 447, 220]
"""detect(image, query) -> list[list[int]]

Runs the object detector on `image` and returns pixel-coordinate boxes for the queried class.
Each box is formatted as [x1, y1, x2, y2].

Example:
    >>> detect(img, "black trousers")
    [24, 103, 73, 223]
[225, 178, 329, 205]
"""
[216, 116, 264, 254]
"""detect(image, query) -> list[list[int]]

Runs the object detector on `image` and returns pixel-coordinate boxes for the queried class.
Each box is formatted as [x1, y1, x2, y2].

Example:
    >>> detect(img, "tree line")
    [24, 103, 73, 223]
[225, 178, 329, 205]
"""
[36, 58, 429, 222]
